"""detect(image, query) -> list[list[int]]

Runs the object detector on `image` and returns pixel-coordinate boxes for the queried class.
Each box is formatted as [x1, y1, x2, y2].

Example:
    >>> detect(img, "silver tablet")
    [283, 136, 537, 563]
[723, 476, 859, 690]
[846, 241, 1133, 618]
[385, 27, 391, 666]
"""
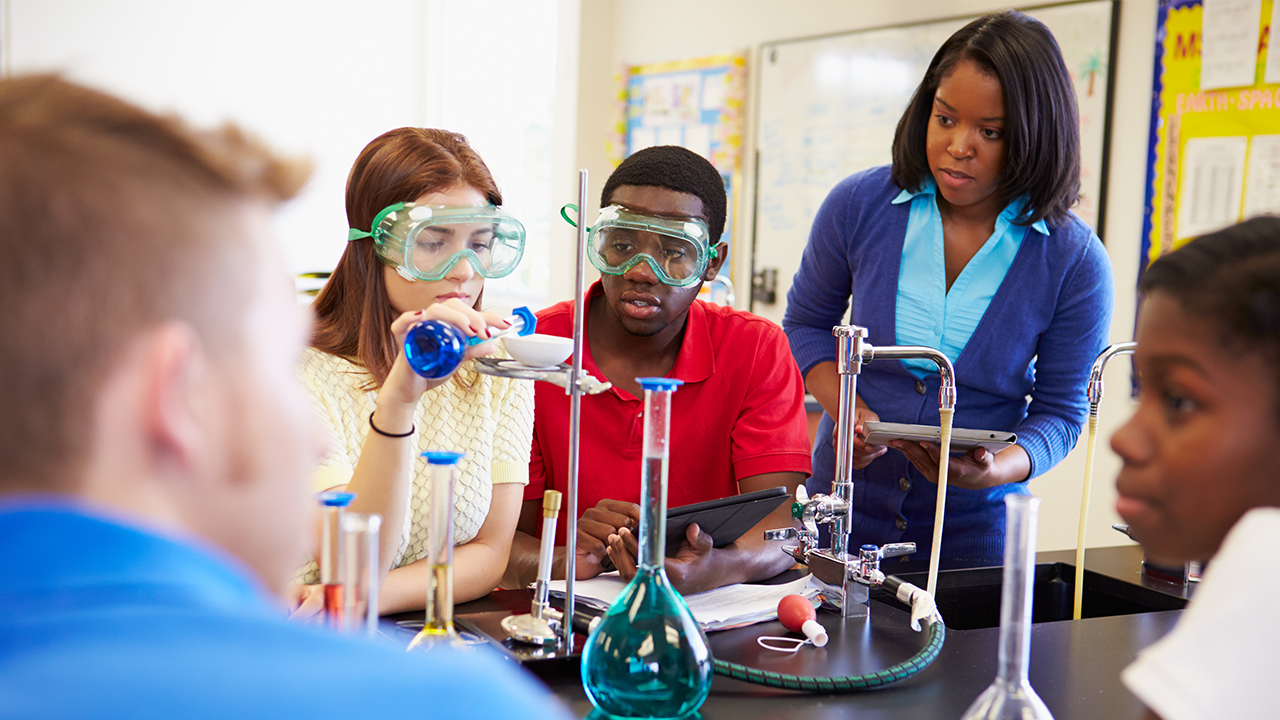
[862, 421, 1017, 453]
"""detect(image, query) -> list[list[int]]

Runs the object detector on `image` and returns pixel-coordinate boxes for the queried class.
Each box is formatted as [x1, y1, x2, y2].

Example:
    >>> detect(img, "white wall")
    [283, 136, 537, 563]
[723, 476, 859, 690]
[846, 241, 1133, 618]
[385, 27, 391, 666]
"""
[575, 0, 1158, 554]
[7, 0, 428, 277]
[3, 0, 579, 310]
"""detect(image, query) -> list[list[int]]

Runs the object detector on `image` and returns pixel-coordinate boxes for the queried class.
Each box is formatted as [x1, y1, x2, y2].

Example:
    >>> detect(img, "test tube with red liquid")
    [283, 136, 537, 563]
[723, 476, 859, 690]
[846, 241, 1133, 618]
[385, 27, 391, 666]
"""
[318, 491, 356, 629]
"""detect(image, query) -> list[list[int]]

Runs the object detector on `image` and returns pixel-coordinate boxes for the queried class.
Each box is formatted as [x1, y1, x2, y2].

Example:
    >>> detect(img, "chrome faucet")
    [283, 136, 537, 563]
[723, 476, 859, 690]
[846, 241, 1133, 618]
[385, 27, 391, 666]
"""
[765, 324, 957, 617]
[1088, 344, 1200, 586]
[705, 275, 735, 307]
[1087, 342, 1137, 417]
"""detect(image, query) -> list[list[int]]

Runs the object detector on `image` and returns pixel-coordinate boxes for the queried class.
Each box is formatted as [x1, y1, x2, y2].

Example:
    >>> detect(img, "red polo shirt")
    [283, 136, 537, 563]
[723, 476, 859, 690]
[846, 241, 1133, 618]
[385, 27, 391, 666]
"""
[525, 281, 813, 545]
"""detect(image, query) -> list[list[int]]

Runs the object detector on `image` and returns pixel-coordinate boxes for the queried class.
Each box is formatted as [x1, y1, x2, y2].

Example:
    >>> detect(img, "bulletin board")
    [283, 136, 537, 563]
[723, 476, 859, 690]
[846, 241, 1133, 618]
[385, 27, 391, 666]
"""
[1141, 0, 1280, 270]
[610, 53, 748, 294]
[750, 1, 1119, 323]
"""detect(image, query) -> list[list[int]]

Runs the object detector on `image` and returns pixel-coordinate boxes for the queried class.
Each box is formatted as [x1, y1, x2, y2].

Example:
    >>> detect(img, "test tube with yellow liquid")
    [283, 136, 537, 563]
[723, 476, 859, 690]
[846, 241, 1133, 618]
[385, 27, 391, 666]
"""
[408, 451, 465, 651]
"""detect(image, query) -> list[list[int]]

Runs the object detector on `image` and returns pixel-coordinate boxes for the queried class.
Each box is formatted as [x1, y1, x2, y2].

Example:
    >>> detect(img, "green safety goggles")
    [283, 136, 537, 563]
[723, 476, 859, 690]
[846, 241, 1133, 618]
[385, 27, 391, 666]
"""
[349, 203, 525, 282]
[564, 204, 717, 288]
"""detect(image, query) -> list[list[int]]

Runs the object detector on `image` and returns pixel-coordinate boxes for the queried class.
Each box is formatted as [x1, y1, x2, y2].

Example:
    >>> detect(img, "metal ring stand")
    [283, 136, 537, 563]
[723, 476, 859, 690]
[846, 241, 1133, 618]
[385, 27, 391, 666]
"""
[480, 170, 594, 655]
[472, 358, 610, 395]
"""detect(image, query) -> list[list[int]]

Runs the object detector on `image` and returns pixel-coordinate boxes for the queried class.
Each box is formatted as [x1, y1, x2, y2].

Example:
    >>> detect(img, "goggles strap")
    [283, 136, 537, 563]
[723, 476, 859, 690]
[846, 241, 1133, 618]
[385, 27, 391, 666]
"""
[560, 203, 586, 229]
[348, 202, 408, 243]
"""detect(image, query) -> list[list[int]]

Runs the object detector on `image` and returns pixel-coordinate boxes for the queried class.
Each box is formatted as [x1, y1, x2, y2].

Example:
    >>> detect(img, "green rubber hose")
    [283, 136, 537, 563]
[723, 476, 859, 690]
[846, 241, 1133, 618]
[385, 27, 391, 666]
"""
[712, 618, 946, 693]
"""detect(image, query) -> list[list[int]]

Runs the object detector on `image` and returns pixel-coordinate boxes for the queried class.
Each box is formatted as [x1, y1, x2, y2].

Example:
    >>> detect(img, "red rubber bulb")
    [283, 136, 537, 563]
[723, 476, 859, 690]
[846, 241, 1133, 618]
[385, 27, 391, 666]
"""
[777, 594, 828, 647]
[777, 594, 815, 632]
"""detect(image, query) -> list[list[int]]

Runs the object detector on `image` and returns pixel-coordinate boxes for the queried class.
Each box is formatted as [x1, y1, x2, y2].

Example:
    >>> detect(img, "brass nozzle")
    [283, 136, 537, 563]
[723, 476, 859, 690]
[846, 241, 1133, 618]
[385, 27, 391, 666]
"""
[542, 490, 562, 518]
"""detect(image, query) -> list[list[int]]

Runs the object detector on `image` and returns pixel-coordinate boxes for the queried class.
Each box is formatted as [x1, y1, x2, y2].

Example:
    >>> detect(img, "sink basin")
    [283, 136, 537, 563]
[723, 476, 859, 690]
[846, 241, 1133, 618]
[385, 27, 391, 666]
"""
[870, 562, 1187, 630]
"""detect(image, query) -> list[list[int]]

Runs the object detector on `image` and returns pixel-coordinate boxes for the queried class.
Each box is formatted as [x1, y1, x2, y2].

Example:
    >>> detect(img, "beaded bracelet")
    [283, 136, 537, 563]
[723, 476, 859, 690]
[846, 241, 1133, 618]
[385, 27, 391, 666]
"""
[368, 411, 414, 438]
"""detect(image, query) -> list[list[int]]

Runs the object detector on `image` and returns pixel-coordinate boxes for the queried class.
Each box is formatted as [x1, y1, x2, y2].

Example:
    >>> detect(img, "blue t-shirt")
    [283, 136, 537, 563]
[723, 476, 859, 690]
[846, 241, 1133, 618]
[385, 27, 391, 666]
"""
[0, 499, 571, 720]
[893, 176, 1049, 378]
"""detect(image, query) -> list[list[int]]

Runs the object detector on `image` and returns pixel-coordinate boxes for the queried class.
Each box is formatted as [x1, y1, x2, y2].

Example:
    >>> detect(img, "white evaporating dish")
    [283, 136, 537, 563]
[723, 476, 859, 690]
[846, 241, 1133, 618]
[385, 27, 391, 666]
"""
[504, 334, 574, 368]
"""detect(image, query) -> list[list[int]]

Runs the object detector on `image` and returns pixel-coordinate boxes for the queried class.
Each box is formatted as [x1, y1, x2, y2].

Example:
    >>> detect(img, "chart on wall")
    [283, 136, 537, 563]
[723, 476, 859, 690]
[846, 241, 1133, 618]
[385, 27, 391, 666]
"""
[611, 53, 747, 300]
[751, 1, 1117, 323]
[1141, 0, 1279, 272]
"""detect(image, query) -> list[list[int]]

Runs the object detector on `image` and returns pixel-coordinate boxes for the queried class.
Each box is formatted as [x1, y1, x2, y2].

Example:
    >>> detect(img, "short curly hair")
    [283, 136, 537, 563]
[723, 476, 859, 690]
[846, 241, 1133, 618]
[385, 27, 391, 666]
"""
[1141, 216, 1280, 406]
[601, 145, 727, 242]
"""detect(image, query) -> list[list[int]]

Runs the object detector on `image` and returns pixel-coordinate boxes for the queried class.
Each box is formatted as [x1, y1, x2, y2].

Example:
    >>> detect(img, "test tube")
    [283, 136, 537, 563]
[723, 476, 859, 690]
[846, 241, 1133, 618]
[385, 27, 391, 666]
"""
[341, 511, 382, 636]
[318, 491, 356, 630]
[407, 451, 465, 651]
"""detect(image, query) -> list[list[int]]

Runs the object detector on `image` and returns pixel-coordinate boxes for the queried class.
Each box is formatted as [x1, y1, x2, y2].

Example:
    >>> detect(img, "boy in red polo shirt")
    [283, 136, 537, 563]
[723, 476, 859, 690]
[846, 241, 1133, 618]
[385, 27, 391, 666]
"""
[504, 146, 812, 595]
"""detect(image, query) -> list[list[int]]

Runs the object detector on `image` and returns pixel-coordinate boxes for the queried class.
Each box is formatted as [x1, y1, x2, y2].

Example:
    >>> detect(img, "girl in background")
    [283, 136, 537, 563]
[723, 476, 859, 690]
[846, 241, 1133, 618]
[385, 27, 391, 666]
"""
[298, 128, 532, 613]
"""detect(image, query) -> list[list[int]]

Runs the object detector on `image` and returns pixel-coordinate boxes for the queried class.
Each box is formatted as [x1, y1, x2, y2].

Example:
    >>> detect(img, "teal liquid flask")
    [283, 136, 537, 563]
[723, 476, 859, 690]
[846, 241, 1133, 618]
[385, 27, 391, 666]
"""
[581, 377, 712, 719]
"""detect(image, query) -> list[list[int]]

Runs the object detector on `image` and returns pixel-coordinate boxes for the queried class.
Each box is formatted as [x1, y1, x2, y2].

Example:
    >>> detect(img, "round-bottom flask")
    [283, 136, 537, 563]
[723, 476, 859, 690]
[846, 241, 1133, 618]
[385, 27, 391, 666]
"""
[581, 378, 712, 719]
[404, 321, 466, 379]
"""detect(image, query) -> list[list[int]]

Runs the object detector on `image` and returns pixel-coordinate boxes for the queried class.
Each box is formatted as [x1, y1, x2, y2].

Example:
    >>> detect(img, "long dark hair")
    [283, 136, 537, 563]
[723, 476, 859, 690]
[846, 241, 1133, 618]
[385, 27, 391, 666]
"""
[891, 10, 1080, 227]
[312, 128, 501, 385]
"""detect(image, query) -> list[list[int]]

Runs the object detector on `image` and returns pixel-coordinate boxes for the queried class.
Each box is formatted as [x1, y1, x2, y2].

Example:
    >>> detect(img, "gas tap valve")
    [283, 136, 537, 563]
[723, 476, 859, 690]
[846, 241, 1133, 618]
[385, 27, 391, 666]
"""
[791, 485, 849, 534]
[808, 541, 917, 618]
[852, 542, 917, 587]
[764, 486, 844, 564]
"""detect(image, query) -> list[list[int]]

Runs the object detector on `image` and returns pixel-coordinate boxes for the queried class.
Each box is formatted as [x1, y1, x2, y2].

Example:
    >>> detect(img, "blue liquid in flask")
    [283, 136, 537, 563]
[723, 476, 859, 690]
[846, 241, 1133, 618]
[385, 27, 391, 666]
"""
[404, 306, 536, 379]
[582, 379, 712, 719]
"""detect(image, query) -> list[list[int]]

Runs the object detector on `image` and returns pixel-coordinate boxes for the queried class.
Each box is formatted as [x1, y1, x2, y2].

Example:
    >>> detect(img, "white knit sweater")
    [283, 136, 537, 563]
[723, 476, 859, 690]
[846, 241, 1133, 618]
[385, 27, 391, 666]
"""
[295, 347, 533, 584]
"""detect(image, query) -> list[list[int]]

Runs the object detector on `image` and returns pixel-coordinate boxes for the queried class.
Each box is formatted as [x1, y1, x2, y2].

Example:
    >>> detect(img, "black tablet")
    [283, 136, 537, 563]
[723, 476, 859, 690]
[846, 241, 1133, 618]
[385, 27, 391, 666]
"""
[664, 485, 792, 556]
[598, 486, 792, 570]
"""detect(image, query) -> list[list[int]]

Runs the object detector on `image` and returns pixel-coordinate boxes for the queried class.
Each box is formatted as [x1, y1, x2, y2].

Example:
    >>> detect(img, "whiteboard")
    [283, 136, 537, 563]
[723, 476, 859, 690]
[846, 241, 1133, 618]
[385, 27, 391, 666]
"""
[751, 1, 1117, 324]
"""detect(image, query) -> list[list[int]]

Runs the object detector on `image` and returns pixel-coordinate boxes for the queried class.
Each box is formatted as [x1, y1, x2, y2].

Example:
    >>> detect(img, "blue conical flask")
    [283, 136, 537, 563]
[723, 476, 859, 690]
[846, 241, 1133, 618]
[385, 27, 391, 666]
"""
[581, 377, 712, 719]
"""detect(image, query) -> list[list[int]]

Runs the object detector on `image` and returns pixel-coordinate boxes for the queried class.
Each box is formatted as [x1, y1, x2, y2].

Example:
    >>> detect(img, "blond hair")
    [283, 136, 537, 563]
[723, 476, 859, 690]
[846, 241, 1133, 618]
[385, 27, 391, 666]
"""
[0, 74, 309, 491]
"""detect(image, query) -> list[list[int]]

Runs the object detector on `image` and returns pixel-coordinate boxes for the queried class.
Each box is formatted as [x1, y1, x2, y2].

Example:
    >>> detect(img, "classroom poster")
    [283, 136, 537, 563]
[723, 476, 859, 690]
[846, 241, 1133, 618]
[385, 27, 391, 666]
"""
[1143, 0, 1280, 270]
[609, 53, 747, 299]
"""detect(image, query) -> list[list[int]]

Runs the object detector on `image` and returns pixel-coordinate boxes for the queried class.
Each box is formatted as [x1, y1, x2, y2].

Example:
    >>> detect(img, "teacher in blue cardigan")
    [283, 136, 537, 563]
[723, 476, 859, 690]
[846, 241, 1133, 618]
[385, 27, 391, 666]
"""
[783, 10, 1114, 560]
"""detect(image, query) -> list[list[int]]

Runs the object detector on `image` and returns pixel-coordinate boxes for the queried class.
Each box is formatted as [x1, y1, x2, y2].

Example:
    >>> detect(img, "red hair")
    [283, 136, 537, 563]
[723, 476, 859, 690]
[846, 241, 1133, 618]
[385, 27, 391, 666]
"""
[311, 128, 501, 385]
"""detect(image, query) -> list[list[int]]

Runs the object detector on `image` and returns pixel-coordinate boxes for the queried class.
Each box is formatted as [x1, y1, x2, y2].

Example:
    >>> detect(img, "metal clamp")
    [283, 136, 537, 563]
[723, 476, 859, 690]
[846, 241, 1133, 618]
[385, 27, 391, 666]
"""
[763, 526, 819, 565]
[803, 542, 916, 618]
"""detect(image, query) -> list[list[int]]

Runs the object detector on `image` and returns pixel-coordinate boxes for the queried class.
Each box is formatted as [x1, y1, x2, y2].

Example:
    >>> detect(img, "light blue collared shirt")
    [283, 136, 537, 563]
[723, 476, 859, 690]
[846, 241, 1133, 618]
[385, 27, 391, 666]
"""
[892, 176, 1049, 378]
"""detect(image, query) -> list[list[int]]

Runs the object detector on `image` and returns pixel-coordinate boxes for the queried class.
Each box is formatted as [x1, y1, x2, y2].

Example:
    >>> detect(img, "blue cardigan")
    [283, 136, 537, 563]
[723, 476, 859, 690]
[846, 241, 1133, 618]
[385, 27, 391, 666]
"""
[783, 165, 1114, 559]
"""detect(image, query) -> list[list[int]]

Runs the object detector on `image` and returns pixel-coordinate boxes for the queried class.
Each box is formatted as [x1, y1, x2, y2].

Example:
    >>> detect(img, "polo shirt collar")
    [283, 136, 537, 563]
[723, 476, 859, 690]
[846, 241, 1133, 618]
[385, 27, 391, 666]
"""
[891, 176, 1049, 236]
[0, 497, 272, 616]
[670, 291, 714, 384]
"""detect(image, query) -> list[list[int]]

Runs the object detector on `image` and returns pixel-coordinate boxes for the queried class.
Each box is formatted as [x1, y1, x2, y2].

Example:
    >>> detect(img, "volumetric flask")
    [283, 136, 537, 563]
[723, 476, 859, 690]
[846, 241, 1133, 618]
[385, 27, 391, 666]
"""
[405, 306, 536, 378]
[582, 377, 712, 719]
[959, 494, 1055, 720]
[407, 450, 466, 651]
